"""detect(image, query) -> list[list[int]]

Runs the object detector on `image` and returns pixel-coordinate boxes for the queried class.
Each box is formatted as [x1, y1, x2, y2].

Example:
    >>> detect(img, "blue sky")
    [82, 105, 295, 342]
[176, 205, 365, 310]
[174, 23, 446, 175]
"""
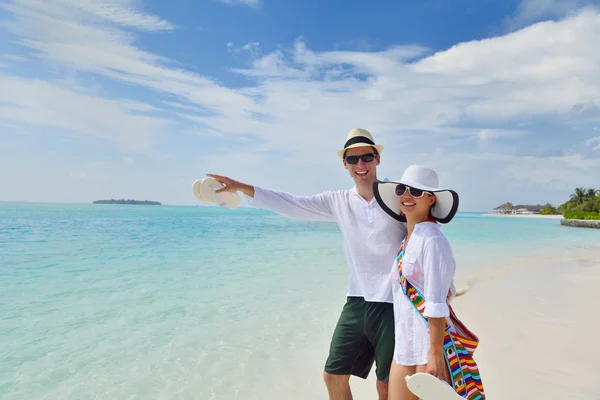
[0, 0, 599, 211]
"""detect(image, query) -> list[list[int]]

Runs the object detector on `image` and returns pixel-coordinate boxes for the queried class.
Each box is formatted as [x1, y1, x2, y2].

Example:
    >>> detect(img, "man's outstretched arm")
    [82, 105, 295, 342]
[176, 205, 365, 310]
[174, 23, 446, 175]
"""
[206, 174, 336, 222]
[207, 174, 256, 197]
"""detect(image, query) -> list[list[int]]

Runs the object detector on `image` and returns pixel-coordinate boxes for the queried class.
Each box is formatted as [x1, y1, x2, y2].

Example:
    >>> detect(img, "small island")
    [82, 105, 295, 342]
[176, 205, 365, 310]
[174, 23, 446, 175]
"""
[93, 199, 162, 206]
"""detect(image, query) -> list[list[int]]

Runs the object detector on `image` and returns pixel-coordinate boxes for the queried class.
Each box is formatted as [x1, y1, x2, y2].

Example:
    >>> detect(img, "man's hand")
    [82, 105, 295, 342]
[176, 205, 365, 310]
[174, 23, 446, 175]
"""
[206, 174, 255, 197]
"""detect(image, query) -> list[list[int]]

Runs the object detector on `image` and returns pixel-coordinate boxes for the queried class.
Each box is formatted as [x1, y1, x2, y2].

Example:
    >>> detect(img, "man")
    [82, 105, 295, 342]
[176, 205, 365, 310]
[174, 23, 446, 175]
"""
[207, 128, 406, 400]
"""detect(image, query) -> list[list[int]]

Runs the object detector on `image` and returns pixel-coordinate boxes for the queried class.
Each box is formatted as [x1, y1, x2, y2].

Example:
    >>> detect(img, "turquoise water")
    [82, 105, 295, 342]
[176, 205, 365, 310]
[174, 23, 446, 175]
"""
[2, 203, 600, 399]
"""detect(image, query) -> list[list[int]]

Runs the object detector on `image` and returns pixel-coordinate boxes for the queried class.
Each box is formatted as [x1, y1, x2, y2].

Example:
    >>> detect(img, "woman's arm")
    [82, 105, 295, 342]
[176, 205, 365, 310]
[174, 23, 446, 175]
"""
[428, 317, 446, 354]
[422, 236, 456, 380]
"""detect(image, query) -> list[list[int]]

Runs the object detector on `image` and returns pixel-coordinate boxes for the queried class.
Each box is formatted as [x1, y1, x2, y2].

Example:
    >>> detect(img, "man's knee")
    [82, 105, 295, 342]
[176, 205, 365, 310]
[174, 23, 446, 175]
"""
[323, 371, 350, 388]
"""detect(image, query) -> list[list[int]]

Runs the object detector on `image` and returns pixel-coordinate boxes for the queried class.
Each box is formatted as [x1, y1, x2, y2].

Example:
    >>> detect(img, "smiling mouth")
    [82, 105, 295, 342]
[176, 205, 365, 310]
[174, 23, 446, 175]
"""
[402, 202, 415, 207]
[355, 171, 368, 176]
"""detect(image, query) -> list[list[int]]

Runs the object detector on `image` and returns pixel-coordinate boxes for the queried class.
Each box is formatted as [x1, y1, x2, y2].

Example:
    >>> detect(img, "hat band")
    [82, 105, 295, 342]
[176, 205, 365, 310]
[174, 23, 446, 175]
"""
[344, 136, 375, 148]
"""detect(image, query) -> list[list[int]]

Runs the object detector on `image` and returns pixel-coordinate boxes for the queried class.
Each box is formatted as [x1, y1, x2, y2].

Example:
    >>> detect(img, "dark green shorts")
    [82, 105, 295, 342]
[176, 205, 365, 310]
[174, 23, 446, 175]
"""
[324, 296, 395, 382]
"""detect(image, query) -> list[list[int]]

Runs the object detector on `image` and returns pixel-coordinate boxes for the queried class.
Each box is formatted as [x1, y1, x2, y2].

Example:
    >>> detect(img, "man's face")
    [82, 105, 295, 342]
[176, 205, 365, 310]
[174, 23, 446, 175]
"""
[343, 146, 380, 184]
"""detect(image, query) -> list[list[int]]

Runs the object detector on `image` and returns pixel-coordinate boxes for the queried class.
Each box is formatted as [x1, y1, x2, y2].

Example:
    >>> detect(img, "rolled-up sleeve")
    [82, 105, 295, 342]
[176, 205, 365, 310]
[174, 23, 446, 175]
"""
[246, 187, 336, 222]
[421, 236, 456, 318]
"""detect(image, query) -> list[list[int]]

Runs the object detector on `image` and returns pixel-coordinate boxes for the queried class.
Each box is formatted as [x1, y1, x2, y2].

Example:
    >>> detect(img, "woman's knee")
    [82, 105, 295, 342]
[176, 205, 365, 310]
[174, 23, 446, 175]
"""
[388, 362, 417, 400]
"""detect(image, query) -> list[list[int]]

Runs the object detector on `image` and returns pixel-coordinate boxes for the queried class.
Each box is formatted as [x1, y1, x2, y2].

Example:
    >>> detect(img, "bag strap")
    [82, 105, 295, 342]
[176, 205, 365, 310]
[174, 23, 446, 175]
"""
[396, 236, 479, 347]
[396, 236, 433, 326]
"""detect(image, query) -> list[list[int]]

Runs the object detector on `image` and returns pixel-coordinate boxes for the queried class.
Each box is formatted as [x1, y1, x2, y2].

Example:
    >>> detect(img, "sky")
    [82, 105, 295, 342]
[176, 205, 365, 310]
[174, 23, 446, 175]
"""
[0, 0, 599, 211]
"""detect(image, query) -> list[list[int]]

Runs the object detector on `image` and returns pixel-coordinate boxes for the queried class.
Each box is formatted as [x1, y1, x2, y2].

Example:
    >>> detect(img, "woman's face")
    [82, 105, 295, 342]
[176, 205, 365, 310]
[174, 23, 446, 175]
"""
[396, 184, 436, 220]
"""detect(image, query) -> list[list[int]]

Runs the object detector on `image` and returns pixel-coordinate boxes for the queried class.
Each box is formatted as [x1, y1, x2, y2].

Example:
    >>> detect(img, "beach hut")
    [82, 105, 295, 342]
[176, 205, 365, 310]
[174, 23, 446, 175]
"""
[493, 202, 514, 214]
[513, 204, 544, 214]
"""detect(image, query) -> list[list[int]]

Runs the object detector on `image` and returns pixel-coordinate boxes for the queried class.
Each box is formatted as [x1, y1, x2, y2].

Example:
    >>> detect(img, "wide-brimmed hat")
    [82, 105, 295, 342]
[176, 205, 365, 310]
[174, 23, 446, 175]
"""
[337, 128, 384, 158]
[373, 165, 459, 223]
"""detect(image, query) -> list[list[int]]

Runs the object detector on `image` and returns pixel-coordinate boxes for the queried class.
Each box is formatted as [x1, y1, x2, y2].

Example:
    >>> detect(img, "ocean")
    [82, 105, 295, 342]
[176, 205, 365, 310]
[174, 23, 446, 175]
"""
[2, 203, 600, 399]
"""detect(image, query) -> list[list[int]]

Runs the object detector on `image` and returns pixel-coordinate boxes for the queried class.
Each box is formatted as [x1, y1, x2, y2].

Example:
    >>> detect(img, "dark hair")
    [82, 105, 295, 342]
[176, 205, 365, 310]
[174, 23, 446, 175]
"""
[427, 195, 438, 220]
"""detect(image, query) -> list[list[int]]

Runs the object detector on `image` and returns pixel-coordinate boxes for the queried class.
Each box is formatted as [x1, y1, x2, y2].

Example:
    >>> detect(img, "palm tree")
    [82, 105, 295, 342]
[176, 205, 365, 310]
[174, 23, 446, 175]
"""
[586, 188, 597, 198]
[570, 187, 587, 204]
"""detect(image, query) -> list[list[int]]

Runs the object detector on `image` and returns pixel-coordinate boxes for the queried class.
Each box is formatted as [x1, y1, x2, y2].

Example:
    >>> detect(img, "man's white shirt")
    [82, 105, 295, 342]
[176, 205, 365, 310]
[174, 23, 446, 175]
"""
[246, 186, 408, 303]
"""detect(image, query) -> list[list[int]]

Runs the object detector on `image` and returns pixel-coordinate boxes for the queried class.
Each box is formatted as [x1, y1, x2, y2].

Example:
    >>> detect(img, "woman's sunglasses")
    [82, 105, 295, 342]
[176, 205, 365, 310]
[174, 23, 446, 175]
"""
[395, 184, 432, 199]
[345, 153, 376, 164]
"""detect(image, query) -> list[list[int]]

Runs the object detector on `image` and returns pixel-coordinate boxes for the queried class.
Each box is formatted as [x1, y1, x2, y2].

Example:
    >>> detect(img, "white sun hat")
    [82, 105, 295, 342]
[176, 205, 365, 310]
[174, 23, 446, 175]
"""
[192, 178, 241, 210]
[373, 165, 459, 223]
[337, 128, 384, 158]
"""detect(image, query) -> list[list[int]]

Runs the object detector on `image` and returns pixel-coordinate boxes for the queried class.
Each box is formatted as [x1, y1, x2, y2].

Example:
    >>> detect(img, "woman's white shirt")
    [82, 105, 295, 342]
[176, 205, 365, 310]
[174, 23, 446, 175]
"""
[391, 221, 457, 366]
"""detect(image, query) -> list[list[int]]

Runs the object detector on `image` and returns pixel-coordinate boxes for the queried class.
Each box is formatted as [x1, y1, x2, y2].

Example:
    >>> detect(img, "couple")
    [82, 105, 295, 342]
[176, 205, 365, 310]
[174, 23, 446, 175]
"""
[208, 128, 483, 400]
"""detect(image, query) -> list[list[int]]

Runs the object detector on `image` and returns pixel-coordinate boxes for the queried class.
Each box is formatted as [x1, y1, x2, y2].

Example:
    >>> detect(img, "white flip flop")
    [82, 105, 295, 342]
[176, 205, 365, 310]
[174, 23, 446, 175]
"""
[193, 178, 241, 210]
[405, 373, 463, 400]
[192, 179, 206, 201]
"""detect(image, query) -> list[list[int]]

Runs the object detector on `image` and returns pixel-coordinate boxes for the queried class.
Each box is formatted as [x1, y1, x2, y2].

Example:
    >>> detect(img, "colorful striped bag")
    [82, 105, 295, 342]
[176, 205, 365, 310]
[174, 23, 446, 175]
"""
[396, 238, 486, 399]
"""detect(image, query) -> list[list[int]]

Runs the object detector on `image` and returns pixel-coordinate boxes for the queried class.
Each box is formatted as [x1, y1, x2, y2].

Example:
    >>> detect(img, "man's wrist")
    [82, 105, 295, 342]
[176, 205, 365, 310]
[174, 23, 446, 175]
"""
[240, 183, 255, 197]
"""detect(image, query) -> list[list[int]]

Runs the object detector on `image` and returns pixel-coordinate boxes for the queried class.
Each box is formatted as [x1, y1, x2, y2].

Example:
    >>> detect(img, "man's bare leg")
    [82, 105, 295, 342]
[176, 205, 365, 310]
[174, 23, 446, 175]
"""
[323, 372, 353, 400]
[376, 379, 388, 400]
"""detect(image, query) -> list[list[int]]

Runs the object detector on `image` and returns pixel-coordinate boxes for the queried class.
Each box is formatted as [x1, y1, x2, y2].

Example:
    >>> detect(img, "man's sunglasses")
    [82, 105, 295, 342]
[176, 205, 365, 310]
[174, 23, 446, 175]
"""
[345, 153, 376, 164]
[395, 184, 432, 199]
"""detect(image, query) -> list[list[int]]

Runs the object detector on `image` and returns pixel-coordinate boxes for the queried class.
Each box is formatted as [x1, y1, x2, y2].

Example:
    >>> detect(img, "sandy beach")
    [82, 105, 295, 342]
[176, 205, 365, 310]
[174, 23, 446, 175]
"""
[345, 249, 600, 399]
[483, 213, 564, 219]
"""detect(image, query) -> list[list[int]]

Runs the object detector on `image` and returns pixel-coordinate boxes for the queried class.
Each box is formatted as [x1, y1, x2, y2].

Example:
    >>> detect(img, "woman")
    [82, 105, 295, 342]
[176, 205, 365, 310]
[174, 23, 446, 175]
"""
[373, 165, 484, 400]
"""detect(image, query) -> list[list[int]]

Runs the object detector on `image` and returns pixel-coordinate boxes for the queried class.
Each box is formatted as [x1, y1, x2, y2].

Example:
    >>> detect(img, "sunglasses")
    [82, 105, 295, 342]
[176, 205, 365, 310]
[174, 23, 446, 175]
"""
[345, 153, 376, 164]
[395, 184, 433, 199]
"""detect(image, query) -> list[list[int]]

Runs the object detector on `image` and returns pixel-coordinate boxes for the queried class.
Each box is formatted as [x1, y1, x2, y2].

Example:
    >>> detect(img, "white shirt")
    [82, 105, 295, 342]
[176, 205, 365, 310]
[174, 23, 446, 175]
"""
[391, 221, 457, 365]
[246, 186, 407, 303]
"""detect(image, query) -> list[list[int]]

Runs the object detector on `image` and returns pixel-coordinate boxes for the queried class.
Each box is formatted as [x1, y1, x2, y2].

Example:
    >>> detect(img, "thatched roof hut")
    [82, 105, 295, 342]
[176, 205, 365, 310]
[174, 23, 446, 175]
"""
[493, 202, 513, 210]
[492, 203, 545, 214]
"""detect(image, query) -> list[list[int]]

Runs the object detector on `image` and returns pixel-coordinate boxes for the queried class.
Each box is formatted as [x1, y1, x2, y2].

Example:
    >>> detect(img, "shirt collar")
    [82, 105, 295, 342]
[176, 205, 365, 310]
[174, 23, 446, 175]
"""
[351, 186, 377, 205]
[413, 221, 439, 233]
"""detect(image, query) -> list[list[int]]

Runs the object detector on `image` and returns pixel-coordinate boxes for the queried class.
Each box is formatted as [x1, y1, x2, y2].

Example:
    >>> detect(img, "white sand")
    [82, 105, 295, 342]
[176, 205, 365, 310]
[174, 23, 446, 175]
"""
[483, 213, 564, 219]
[343, 250, 600, 399]
[452, 251, 600, 399]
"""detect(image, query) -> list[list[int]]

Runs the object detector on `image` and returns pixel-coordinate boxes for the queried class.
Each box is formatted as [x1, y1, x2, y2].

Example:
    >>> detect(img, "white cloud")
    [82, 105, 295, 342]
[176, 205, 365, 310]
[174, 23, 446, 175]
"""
[509, 0, 596, 27]
[2, 54, 29, 62]
[585, 136, 600, 145]
[228, 41, 261, 57]
[461, 152, 600, 186]
[2, 0, 256, 118]
[477, 129, 529, 141]
[1, 0, 175, 31]
[586, 136, 600, 150]
[1, 2, 599, 209]
[0, 76, 169, 153]
[218, 0, 261, 7]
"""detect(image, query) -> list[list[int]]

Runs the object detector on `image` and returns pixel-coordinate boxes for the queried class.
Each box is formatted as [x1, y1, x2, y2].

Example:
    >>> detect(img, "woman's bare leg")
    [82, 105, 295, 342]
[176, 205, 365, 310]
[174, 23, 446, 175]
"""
[388, 361, 417, 400]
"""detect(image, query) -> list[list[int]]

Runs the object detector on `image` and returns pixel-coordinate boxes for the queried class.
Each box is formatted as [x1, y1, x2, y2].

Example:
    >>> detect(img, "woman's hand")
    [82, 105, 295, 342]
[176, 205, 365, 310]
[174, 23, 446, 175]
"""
[426, 350, 450, 383]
